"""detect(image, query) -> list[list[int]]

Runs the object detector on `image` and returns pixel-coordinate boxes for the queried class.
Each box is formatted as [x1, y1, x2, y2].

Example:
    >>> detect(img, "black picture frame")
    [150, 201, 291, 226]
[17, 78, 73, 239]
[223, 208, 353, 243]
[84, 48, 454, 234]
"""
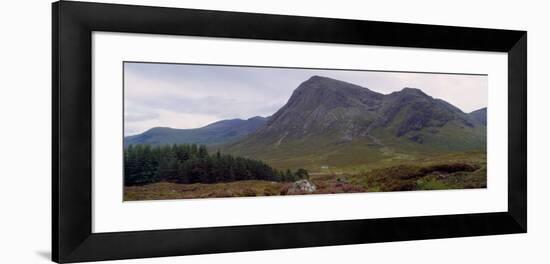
[52, 1, 527, 263]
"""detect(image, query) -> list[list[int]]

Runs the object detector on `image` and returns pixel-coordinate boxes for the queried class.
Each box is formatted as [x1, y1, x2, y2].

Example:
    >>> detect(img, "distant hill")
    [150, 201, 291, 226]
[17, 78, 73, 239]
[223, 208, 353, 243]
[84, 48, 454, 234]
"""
[222, 76, 486, 170]
[124, 116, 267, 147]
[470, 107, 487, 125]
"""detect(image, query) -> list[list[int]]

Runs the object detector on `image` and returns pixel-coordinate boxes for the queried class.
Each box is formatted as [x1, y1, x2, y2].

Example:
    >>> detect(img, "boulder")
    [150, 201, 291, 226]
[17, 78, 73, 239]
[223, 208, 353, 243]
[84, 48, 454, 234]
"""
[286, 179, 317, 194]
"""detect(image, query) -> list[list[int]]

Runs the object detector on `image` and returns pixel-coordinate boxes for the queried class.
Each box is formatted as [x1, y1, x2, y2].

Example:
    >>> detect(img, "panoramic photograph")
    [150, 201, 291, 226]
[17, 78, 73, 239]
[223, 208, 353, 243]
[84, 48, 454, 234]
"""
[123, 62, 488, 201]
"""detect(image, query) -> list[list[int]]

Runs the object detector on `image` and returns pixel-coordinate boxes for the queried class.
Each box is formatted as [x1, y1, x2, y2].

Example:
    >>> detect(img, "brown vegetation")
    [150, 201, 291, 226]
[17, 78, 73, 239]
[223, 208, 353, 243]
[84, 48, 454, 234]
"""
[124, 152, 487, 201]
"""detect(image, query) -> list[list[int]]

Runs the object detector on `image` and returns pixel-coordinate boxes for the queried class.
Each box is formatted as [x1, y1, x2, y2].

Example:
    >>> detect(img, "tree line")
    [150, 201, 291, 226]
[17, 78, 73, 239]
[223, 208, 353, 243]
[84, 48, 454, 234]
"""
[124, 144, 309, 186]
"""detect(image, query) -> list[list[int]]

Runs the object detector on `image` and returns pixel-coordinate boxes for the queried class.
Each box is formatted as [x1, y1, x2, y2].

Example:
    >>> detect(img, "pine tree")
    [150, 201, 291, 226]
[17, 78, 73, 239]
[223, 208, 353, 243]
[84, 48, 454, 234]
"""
[124, 143, 287, 186]
[198, 145, 208, 159]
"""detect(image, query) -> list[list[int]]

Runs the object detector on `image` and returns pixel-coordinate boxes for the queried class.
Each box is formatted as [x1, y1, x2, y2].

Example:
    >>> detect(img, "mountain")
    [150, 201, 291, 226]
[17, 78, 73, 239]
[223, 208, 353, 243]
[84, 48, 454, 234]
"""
[249, 75, 384, 142]
[470, 107, 487, 125]
[222, 76, 486, 170]
[124, 116, 267, 147]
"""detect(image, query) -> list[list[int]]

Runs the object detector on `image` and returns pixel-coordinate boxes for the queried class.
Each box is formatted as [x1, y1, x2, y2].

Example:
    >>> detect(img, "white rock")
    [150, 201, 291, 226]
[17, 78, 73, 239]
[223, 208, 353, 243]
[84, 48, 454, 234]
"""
[290, 179, 316, 193]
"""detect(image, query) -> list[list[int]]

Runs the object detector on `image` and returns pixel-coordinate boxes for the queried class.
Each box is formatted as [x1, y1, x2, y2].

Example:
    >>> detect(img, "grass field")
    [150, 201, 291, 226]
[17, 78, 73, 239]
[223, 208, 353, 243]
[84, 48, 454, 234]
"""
[221, 123, 486, 175]
[124, 151, 486, 201]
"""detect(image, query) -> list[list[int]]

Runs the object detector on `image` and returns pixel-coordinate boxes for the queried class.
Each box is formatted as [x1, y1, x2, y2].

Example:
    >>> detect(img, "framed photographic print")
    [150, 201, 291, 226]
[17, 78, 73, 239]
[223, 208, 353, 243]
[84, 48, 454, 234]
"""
[52, 1, 527, 263]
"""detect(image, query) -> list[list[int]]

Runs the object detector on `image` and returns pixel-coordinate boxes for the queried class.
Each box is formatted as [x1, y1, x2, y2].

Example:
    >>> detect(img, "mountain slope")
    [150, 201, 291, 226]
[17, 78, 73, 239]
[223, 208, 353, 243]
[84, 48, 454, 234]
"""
[470, 107, 487, 125]
[125, 116, 267, 146]
[222, 76, 486, 170]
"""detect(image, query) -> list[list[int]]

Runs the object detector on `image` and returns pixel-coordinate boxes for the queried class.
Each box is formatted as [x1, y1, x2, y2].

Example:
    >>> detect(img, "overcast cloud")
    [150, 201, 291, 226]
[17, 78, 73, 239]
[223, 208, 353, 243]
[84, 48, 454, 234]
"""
[124, 62, 488, 136]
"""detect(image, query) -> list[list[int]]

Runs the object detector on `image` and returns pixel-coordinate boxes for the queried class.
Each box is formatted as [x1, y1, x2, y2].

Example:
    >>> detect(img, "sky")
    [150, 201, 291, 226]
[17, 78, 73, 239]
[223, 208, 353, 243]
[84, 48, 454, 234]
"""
[124, 62, 488, 136]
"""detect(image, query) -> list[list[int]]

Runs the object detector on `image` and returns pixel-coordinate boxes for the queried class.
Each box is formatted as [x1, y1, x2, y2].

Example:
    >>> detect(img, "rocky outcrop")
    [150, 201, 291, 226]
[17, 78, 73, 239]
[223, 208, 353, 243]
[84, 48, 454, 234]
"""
[285, 180, 317, 194]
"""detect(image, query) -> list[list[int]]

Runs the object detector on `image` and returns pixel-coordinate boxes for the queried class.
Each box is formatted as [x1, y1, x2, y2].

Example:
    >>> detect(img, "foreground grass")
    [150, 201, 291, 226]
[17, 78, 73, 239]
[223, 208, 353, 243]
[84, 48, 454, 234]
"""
[124, 180, 284, 201]
[124, 175, 366, 201]
[124, 151, 486, 201]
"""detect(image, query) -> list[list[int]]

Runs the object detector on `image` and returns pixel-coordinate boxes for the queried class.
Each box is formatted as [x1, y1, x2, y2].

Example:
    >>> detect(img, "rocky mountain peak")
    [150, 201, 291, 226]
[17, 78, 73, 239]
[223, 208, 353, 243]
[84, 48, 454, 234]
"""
[401, 87, 426, 93]
[287, 75, 383, 108]
[392, 87, 430, 98]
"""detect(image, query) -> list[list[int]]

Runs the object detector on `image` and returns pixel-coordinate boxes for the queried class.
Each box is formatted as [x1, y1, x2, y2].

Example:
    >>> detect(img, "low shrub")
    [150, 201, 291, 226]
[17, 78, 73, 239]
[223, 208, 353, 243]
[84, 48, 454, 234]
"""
[364, 162, 482, 192]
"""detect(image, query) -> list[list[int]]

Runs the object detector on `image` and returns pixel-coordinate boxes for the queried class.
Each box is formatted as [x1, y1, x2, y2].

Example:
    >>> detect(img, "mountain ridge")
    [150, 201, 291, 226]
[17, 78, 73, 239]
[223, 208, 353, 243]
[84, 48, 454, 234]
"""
[220, 76, 486, 170]
[125, 75, 487, 171]
[124, 116, 267, 146]
[470, 107, 487, 125]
